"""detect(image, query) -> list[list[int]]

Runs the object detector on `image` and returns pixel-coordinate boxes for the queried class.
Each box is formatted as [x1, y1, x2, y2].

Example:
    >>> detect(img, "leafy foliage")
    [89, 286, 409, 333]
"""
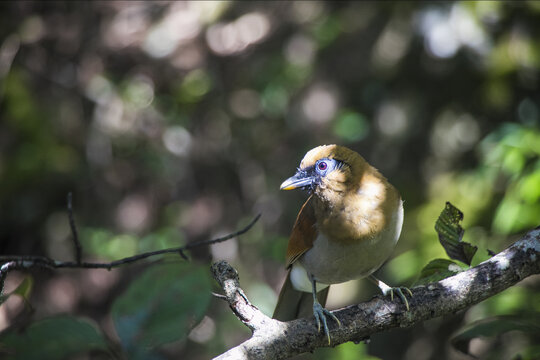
[419, 201, 540, 360]
[0, 263, 212, 359]
[451, 314, 540, 359]
[0, 316, 108, 360]
[414, 258, 466, 286]
[435, 202, 478, 265]
[111, 262, 212, 358]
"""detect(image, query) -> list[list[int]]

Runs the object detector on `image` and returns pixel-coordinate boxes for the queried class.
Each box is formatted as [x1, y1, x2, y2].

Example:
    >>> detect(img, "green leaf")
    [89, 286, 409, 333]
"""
[435, 202, 478, 265]
[451, 314, 540, 356]
[0, 275, 33, 307]
[0, 316, 108, 360]
[111, 262, 212, 357]
[414, 258, 466, 285]
[12, 276, 33, 305]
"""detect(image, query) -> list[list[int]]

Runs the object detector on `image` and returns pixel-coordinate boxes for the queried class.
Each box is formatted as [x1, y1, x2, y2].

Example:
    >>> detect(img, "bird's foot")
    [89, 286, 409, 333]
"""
[381, 285, 413, 311]
[369, 275, 412, 310]
[313, 301, 341, 345]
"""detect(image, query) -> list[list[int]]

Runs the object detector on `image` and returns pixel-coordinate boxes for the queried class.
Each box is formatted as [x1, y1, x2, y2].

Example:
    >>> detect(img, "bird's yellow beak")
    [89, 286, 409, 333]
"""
[280, 172, 314, 190]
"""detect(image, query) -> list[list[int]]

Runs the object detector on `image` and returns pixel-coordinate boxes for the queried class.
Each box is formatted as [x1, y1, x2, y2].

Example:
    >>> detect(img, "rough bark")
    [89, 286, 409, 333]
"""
[211, 227, 540, 360]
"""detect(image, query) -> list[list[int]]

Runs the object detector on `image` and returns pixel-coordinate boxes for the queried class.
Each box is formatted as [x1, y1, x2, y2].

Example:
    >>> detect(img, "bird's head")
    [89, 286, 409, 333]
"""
[280, 145, 366, 196]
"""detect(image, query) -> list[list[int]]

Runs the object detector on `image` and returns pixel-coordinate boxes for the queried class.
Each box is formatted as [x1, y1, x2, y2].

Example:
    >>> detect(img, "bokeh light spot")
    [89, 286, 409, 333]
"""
[206, 12, 270, 56]
[376, 101, 408, 138]
[284, 33, 317, 66]
[163, 126, 192, 157]
[177, 69, 212, 102]
[229, 89, 261, 119]
[116, 194, 151, 233]
[188, 316, 216, 343]
[301, 84, 338, 124]
[333, 111, 369, 142]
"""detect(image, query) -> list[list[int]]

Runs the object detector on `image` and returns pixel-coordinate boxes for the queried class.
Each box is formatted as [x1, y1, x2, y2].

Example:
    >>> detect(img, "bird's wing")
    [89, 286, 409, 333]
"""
[285, 195, 317, 267]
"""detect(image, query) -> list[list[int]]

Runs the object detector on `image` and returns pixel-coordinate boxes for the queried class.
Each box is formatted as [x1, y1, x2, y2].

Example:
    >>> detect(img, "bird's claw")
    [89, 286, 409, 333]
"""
[369, 276, 413, 311]
[387, 286, 413, 311]
[313, 302, 341, 345]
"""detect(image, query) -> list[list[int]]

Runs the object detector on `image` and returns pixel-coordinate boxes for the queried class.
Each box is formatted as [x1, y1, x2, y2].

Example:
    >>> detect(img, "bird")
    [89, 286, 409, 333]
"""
[272, 144, 411, 344]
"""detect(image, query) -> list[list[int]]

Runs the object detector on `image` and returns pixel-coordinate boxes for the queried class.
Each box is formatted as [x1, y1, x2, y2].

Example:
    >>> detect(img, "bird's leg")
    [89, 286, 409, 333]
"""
[310, 274, 340, 345]
[368, 275, 412, 310]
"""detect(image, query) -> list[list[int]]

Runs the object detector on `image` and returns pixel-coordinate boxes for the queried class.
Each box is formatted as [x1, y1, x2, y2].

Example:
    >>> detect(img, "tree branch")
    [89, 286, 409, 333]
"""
[67, 192, 82, 264]
[211, 227, 540, 360]
[0, 214, 261, 295]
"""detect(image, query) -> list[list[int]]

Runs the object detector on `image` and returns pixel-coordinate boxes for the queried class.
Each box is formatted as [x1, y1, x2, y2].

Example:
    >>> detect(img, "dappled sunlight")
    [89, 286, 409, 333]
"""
[301, 83, 339, 125]
[375, 100, 408, 138]
[206, 12, 271, 56]
[44, 277, 80, 313]
[124, 75, 155, 110]
[284, 34, 317, 66]
[430, 109, 480, 160]
[170, 43, 206, 70]
[142, 3, 202, 58]
[418, 3, 489, 59]
[371, 17, 412, 71]
[115, 194, 151, 233]
[19, 15, 46, 44]
[163, 125, 192, 157]
[290, 1, 326, 24]
[229, 88, 261, 119]
[440, 266, 475, 295]
[103, 3, 149, 49]
[1, 1, 539, 359]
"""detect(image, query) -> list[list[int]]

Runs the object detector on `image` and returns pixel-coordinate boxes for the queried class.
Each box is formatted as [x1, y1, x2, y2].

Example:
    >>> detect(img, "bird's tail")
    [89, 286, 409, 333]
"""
[272, 270, 329, 321]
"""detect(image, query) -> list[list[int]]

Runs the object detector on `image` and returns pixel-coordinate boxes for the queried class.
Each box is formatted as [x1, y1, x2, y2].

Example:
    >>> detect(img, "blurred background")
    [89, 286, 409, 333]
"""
[0, 1, 539, 359]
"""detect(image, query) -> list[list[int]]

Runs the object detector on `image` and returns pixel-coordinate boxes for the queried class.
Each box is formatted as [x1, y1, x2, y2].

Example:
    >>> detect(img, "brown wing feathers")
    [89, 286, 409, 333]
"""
[285, 195, 317, 267]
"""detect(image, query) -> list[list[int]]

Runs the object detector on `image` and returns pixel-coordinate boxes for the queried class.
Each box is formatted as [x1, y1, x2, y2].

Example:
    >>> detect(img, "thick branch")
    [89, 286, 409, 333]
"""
[212, 228, 540, 360]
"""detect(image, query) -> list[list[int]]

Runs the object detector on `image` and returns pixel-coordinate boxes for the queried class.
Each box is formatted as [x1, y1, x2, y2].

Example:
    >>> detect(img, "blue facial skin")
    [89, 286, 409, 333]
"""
[302, 158, 344, 191]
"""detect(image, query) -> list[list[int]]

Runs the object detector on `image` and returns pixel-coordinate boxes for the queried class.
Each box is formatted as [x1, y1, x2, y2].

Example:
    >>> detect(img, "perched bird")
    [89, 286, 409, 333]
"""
[273, 144, 410, 343]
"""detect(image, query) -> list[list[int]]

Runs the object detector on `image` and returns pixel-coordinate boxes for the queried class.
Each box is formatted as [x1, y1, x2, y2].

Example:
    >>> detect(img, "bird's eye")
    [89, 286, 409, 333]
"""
[317, 161, 328, 171]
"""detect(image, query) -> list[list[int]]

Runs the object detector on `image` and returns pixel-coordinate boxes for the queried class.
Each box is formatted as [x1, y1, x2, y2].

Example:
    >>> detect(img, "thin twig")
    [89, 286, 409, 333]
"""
[67, 192, 82, 264]
[0, 214, 261, 292]
[212, 292, 228, 300]
[184, 214, 261, 250]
